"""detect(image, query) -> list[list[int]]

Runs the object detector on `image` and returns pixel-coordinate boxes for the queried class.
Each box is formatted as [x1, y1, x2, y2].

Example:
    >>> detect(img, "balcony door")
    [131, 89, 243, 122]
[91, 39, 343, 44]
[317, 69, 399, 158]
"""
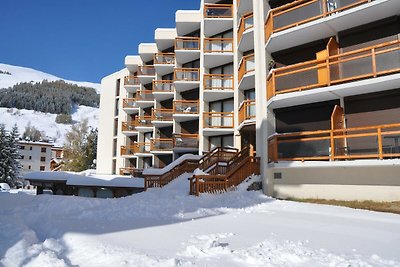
[209, 98, 234, 127]
[210, 64, 233, 89]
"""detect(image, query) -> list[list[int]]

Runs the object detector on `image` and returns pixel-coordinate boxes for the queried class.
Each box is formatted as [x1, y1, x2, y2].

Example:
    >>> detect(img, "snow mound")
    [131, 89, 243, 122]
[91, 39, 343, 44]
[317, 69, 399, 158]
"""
[143, 154, 202, 175]
[0, 63, 101, 93]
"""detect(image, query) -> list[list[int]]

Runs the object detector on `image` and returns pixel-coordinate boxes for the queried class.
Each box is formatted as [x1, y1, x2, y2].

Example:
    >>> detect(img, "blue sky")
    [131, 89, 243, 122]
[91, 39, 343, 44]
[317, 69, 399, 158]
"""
[0, 0, 200, 83]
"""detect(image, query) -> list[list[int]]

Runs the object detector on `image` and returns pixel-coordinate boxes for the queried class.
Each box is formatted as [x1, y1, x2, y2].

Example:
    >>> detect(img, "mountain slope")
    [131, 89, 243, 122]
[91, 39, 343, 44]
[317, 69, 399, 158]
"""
[0, 63, 101, 93]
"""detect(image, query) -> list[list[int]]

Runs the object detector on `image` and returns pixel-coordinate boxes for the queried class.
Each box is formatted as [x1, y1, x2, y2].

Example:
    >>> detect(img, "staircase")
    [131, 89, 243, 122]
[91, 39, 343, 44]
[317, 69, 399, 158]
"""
[189, 146, 260, 196]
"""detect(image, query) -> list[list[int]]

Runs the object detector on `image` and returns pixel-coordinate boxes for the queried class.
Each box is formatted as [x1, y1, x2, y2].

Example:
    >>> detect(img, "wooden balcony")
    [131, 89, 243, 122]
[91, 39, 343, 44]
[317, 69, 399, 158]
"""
[204, 38, 234, 53]
[151, 138, 174, 151]
[119, 167, 143, 177]
[153, 80, 174, 92]
[121, 143, 151, 156]
[135, 90, 154, 101]
[173, 134, 199, 148]
[122, 98, 138, 109]
[152, 109, 173, 121]
[268, 123, 400, 163]
[121, 121, 137, 132]
[238, 54, 255, 81]
[238, 12, 253, 43]
[203, 112, 234, 128]
[134, 116, 153, 127]
[265, 0, 373, 41]
[137, 65, 156, 76]
[267, 39, 400, 100]
[175, 37, 200, 50]
[124, 75, 140, 86]
[174, 68, 200, 82]
[238, 100, 256, 124]
[204, 74, 234, 90]
[154, 53, 175, 65]
[204, 4, 233, 18]
[173, 100, 199, 114]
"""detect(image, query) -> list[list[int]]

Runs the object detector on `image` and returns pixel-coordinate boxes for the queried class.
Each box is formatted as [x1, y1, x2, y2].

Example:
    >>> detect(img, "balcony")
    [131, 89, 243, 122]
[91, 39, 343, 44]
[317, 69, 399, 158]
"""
[137, 65, 156, 84]
[267, 39, 400, 101]
[134, 116, 153, 132]
[135, 90, 154, 108]
[151, 108, 174, 127]
[237, 0, 252, 15]
[203, 112, 234, 136]
[152, 80, 174, 101]
[268, 123, 400, 163]
[151, 138, 174, 153]
[173, 134, 199, 151]
[174, 68, 200, 92]
[154, 53, 175, 76]
[264, 0, 399, 52]
[121, 121, 138, 136]
[173, 100, 199, 122]
[175, 37, 200, 63]
[238, 54, 255, 89]
[238, 12, 254, 52]
[121, 143, 151, 156]
[124, 76, 140, 93]
[119, 167, 143, 177]
[238, 100, 256, 125]
[122, 98, 139, 114]
[204, 74, 234, 102]
[204, 4, 233, 36]
[204, 38, 234, 68]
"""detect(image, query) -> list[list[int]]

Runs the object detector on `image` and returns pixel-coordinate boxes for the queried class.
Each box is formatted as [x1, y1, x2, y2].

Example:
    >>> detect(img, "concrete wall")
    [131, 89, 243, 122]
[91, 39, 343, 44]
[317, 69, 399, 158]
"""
[19, 143, 53, 174]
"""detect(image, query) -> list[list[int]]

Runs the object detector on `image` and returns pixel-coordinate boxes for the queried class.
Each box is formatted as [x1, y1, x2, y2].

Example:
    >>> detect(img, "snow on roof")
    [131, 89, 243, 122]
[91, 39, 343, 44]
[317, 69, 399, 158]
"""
[23, 171, 144, 188]
[143, 154, 202, 175]
[18, 141, 54, 147]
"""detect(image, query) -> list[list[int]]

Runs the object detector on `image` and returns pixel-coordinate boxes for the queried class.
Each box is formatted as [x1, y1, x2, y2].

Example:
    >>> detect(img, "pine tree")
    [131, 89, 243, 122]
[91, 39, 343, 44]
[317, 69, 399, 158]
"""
[0, 124, 21, 186]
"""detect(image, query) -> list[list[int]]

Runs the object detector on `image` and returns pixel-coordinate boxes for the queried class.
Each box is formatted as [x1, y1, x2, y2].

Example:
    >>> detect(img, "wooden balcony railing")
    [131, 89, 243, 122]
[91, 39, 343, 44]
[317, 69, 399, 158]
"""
[135, 90, 154, 101]
[268, 123, 400, 163]
[119, 167, 143, 177]
[267, 39, 400, 99]
[174, 68, 200, 81]
[173, 100, 199, 114]
[204, 4, 233, 18]
[238, 12, 254, 43]
[124, 76, 140, 86]
[154, 53, 175, 65]
[153, 80, 174, 92]
[152, 108, 173, 121]
[203, 112, 234, 128]
[265, 0, 373, 41]
[134, 116, 153, 127]
[121, 142, 152, 155]
[121, 121, 137, 132]
[122, 98, 138, 109]
[173, 134, 199, 148]
[204, 74, 234, 90]
[239, 100, 256, 124]
[175, 37, 200, 50]
[239, 54, 255, 81]
[137, 65, 156, 76]
[204, 38, 234, 53]
[151, 138, 174, 151]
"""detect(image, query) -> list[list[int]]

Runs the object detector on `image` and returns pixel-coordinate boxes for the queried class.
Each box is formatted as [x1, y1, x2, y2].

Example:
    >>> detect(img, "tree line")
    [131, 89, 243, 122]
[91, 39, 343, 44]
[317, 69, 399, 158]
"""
[0, 80, 99, 115]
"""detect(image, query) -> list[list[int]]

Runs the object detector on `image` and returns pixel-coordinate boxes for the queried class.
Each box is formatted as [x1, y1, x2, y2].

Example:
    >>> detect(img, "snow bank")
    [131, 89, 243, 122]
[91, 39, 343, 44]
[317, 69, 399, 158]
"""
[1, 175, 399, 267]
[142, 154, 202, 175]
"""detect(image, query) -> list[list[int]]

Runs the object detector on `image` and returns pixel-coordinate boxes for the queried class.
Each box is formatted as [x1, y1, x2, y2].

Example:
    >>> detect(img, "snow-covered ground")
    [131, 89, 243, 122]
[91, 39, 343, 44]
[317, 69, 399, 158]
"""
[0, 63, 101, 93]
[0, 106, 98, 146]
[0, 175, 399, 267]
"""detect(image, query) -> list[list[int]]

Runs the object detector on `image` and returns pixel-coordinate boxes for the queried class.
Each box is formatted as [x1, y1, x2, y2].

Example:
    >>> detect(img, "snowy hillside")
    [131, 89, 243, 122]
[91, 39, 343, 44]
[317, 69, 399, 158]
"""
[0, 106, 98, 146]
[0, 63, 101, 93]
[0, 175, 399, 267]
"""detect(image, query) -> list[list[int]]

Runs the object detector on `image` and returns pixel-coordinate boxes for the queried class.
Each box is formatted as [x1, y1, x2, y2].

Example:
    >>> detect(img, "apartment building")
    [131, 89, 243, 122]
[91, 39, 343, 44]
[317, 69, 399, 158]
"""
[97, 0, 400, 201]
[18, 141, 53, 175]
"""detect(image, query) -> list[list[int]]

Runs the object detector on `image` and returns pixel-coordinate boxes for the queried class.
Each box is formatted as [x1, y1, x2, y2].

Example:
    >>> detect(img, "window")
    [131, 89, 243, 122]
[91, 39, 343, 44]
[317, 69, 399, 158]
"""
[19, 145, 25, 150]
[28, 165, 31, 170]
[41, 147, 47, 153]
[20, 155, 25, 160]
[29, 146, 33, 150]
[116, 79, 121, 97]
[209, 135, 234, 150]
[40, 166, 45, 171]
[29, 156, 32, 160]
[41, 157, 46, 162]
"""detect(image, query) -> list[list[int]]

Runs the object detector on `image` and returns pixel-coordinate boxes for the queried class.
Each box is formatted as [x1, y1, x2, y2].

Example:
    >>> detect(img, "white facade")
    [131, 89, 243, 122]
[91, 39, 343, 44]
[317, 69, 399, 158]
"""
[18, 141, 53, 175]
[97, 0, 400, 201]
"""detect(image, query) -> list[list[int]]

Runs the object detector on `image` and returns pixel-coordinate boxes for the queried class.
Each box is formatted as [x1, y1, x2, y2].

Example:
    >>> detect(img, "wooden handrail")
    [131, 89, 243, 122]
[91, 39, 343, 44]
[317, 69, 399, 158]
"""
[150, 138, 174, 151]
[265, 0, 372, 42]
[124, 76, 140, 86]
[204, 4, 233, 18]
[239, 54, 255, 82]
[122, 98, 138, 108]
[204, 38, 234, 53]
[268, 122, 400, 162]
[135, 90, 154, 101]
[154, 53, 175, 65]
[203, 112, 234, 128]
[137, 65, 156, 76]
[204, 74, 234, 90]
[173, 134, 199, 148]
[153, 80, 174, 92]
[239, 100, 256, 124]
[238, 12, 254, 44]
[267, 39, 400, 99]
[134, 116, 153, 127]
[175, 37, 200, 50]
[121, 121, 137, 132]
[152, 108, 173, 121]
[173, 100, 199, 114]
[121, 142, 151, 155]
[174, 68, 200, 81]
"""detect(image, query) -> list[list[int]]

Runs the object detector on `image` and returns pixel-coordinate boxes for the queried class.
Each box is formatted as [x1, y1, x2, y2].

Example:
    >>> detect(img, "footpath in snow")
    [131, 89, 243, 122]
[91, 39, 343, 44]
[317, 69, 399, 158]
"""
[0, 175, 399, 267]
